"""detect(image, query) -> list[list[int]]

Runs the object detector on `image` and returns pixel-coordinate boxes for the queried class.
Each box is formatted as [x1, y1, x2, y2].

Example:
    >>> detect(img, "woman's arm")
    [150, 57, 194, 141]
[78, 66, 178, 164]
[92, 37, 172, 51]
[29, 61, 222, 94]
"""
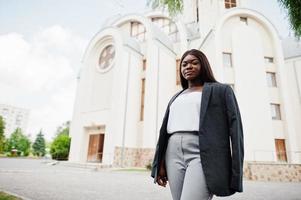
[224, 85, 244, 192]
[157, 159, 168, 187]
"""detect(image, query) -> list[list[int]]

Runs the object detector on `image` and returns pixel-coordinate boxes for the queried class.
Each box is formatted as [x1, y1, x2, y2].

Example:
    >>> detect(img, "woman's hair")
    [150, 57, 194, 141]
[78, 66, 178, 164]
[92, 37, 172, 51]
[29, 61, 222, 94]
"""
[179, 49, 217, 89]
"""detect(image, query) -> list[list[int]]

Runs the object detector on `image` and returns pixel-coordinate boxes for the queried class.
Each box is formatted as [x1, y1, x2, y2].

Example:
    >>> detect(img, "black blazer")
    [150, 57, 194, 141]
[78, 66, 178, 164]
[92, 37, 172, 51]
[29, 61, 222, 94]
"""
[151, 82, 244, 197]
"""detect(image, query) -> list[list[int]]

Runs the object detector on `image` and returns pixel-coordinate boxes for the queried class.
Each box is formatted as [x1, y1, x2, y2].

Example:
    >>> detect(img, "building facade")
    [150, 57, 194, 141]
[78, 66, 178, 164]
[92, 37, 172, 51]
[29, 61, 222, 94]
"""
[69, 0, 301, 167]
[0, 104, 30, 137]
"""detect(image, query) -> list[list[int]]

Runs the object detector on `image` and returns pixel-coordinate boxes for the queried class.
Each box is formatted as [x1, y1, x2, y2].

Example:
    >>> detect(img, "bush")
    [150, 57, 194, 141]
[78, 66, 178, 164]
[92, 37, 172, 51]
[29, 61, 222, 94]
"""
[145, 160, 152, 170]
[50, 134, 71, 160]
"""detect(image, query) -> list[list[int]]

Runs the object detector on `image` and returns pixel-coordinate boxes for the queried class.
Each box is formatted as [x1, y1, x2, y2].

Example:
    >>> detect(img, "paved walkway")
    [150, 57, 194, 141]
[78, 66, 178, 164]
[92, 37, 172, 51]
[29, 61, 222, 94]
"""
[0, 158, 300, 200]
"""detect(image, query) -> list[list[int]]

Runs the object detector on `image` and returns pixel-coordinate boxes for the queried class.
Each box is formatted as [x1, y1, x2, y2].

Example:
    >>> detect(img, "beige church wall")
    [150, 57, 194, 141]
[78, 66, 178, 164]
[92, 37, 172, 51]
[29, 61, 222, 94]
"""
[284, 57, 301, 163]
[69, 31, 118, 162]
[156, 42, 177, 139]
[82, 38, 116, 112]
[122, 51, 143, 148]
[69, 120, 85, 162]
[103, 46, 141, 165]
[142, 43, 159, 148]
[141, 44, 161, 147]
[69, 27, 142, 165]
[276, 57, 301, 163]
[215, 9, 300, 163]
[199, 31, 221, 82]
[142, 40, 176, 148]
[198, 0, 220, 37]
[182, 0, 198, 24]
[246, 19, 287, 141]
[231, 25, 276, 161]
[118, 22, 132, 39]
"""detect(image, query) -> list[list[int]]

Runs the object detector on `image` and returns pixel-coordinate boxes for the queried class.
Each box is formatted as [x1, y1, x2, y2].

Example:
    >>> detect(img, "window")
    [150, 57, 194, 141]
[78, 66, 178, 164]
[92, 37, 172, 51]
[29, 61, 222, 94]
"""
[275, 139, 287, 162]
[2, 108, 8, 115]
[176, 59, 181, 85]
[266, 72, 277, 87]
[223, 52, 233, 67]
[131, 22, 146, 42]
[225, 0, 236, 9]
[98, 45, 115, 71]
[152, 17, 179, 42]
[15, 114, 22, 126]
[140, 78, 146, 121]
[270, 103, 281, 120]
[240, 17, 248, 25]
[264, 57, 274, 64]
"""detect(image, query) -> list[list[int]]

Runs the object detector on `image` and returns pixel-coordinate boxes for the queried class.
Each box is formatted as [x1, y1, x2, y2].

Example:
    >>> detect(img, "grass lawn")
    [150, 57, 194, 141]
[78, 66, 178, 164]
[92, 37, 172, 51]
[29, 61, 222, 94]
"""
[114, 168, 150, 172]
[0, 192, 22, 200]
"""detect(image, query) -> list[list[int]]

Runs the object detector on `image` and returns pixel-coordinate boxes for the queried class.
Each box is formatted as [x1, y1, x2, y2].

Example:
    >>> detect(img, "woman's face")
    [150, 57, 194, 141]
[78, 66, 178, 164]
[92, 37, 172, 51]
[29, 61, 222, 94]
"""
[181, 54, 201, 81]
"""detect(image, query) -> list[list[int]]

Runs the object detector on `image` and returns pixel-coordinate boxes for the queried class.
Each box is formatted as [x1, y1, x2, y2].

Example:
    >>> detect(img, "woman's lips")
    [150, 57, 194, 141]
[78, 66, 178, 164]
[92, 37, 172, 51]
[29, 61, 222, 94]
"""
[185, 71, 194, 76]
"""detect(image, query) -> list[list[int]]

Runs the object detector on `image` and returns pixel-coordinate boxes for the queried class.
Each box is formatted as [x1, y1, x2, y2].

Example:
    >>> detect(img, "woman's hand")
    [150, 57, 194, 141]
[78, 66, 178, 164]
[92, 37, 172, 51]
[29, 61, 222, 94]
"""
[156, 161, 168, 187]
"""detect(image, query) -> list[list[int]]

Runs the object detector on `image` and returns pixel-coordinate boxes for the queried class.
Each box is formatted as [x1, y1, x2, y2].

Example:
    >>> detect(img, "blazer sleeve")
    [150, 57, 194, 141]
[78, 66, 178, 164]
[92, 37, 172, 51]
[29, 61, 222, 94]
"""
[224, 85, 244, 192]
[151, 143, 159, 180]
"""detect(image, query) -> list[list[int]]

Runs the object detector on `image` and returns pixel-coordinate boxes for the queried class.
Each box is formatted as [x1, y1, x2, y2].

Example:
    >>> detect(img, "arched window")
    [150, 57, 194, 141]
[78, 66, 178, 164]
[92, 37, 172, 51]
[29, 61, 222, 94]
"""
[130, 21, 146, 42]
[152, 17, 179, 42]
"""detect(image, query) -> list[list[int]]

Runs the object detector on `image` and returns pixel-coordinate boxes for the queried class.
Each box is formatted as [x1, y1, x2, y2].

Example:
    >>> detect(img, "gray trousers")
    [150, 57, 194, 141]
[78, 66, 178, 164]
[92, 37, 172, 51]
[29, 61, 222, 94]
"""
[165, 132, 213, 200]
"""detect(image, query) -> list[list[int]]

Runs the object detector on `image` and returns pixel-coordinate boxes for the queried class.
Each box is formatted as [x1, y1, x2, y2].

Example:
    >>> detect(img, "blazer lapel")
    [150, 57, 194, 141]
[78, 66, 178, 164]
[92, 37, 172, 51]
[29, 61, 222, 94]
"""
[199, 82, 212, 129]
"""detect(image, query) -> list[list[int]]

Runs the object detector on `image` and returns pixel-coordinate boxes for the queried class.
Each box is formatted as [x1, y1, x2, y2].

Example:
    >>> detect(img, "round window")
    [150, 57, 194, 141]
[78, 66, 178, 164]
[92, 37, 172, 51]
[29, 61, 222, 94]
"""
[98, 45, 115, 71]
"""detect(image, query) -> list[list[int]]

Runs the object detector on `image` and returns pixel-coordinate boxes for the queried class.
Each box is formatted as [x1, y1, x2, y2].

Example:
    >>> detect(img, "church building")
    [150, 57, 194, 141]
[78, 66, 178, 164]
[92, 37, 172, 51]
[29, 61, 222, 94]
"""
[68, 0, 301, 168]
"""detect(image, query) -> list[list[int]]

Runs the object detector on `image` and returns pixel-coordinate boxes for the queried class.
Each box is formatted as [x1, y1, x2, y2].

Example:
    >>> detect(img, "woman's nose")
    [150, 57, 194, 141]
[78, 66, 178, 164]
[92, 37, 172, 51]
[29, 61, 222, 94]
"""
[186, 63, 193, 69]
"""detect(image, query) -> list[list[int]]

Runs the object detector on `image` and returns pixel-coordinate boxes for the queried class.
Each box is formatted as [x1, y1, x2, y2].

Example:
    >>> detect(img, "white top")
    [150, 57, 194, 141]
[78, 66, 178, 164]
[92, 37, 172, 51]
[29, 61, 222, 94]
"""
[167, 90, 202, 133]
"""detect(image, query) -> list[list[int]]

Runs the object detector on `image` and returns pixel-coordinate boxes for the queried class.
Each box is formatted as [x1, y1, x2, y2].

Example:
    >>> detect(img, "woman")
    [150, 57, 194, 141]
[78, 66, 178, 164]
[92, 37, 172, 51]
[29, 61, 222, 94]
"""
[151, 49, 244, 200]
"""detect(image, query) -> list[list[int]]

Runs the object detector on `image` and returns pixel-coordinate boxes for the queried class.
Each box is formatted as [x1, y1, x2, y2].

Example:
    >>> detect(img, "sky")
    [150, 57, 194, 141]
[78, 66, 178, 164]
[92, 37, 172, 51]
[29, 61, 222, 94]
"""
[0, 0, 292, 141]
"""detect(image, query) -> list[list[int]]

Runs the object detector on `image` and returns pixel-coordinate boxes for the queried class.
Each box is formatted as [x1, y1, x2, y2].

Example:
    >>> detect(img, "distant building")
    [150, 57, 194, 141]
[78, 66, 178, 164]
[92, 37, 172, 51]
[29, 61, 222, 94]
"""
[69, 0, 301, 167]
[0, 104, 30, 136]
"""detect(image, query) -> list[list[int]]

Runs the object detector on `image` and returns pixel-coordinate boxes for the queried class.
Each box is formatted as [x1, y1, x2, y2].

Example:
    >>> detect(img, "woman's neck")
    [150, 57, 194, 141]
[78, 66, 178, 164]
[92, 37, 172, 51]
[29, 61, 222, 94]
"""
[188, 80, 202, 88]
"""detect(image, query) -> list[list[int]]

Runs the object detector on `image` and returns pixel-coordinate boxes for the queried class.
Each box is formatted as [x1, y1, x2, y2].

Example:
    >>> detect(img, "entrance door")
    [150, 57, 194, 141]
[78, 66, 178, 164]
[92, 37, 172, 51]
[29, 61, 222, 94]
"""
[87, 134, 104, 162]
[275, 139, 287, 162]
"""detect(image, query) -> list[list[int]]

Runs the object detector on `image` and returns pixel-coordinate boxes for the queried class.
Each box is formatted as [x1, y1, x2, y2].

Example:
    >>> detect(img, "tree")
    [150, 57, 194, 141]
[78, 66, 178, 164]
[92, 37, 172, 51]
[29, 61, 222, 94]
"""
[6, 128, 31, 156]
[0, 116, 5, 153]
[147, 0, 183, 17]
[55, 121, 70, 136]
[50, 134, 71, 160]
[278, 0, 301, 38]
[32, 130, 46, 157]
[50, 121, 71, 160]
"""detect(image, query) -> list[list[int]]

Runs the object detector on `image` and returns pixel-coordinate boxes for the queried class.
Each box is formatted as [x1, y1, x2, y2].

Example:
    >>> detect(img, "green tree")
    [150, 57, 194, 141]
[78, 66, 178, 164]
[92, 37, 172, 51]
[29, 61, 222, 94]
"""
[55, 121, 70, 136]
[147, 0, 183, 17]
[6, 128, 31, 156]
[50, 134, 71, 160]
[0, 116, 5, 153]
[278, 0, 301, 37]
[32, 130, 46, 157]
[50, 121, 71, 160]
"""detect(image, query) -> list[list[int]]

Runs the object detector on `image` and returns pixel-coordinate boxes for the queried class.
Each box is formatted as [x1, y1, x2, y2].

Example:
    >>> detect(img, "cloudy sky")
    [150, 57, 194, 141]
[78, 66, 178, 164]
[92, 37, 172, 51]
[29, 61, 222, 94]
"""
[0, 0, 291, 141]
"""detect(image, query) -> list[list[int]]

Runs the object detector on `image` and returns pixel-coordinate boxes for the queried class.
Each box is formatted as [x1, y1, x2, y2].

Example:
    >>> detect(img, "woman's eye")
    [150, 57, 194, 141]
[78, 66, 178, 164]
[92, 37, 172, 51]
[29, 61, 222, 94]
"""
[192, 62, 199, 65]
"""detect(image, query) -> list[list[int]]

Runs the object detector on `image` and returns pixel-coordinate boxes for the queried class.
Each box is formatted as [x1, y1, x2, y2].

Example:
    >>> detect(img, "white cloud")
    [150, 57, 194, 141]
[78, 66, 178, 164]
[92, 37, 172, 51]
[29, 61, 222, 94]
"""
[0, 25, 88, 141]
